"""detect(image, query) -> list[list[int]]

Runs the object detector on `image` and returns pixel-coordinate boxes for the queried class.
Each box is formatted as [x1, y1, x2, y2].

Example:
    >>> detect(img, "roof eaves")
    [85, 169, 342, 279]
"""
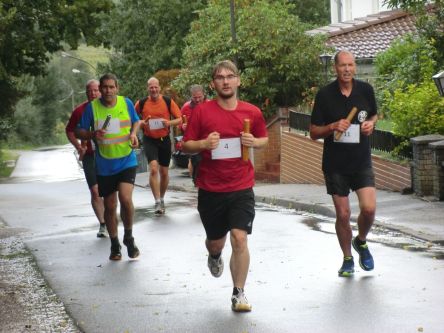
[306, 9, 412, 37]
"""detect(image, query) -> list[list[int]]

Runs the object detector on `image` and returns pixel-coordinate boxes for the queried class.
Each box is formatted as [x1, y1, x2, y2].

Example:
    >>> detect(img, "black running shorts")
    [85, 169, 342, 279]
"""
[97, 167, 137, 198]
[82, 154, 97, 189]
[197, 188, 255, 240]
[143, 135, 171, 167]
[324, 168, 375, 196]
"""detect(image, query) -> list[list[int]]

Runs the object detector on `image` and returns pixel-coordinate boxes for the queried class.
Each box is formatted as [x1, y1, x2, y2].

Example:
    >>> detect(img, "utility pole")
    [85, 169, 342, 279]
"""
[230, 0, 238, 67]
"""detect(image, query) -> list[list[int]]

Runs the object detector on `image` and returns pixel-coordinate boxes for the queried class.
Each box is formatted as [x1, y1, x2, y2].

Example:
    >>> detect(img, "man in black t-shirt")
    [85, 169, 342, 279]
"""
[310, 50, 378, 277]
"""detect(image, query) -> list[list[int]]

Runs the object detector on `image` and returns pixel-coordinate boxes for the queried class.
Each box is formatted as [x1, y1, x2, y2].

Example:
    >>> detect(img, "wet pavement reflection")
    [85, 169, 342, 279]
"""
[6, 145, 84, 184]
[257, 203, 444, 260]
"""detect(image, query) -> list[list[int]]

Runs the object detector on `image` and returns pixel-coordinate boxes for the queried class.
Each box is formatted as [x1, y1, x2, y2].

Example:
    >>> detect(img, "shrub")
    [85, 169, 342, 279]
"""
[374, 34, 437, 119]
[387, 80, 444, 153]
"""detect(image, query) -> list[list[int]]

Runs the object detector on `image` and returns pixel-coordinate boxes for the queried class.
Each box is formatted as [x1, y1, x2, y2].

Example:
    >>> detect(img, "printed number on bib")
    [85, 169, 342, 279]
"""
[212, 138, 241, 160]
[149, 118, 165, 130]
[334, 124, 360, 143]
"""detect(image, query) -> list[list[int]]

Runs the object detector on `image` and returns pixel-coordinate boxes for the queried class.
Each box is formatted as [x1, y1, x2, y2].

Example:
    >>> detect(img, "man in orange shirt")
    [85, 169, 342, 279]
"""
[135, 77, 182, 215]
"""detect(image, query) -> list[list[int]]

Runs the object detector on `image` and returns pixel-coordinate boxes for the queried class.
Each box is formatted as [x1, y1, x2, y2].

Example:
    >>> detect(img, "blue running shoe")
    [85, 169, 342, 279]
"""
[338, 256, 354, 277]
[352, 237, 374, 271]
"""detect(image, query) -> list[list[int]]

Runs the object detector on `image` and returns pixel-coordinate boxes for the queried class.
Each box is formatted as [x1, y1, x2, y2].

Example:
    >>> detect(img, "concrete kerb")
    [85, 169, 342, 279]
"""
[255, 195, 337, 219]
[136, 169, 444, 245]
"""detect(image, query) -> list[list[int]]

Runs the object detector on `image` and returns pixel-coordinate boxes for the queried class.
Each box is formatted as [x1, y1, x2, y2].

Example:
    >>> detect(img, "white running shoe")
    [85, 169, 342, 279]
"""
[231, 290, 252, 312]
[207, 256, 224, 277]
[160, 199, 166, 214]
[154, 202, 163, 215]
[97, 224, 107, 238]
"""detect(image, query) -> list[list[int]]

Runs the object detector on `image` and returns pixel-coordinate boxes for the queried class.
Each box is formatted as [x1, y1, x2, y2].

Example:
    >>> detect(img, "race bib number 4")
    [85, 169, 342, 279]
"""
[211, 138, 241, 160]
[334, 124, 360, 143]
[148, 118, 165, 130]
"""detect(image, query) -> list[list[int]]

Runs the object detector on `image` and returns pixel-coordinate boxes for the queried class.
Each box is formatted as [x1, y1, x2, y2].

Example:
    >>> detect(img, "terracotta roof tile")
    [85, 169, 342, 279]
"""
[306, 9, 417, 59]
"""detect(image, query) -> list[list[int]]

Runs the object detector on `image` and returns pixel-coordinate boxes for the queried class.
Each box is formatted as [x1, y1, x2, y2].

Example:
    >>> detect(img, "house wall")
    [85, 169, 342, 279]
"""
[330, 0, 390, 23]
[280, 130, 411, 192]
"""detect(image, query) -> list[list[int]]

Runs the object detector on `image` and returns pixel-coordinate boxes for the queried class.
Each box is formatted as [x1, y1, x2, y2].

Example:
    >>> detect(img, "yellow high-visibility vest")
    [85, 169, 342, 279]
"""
[92, 96, 132, 159]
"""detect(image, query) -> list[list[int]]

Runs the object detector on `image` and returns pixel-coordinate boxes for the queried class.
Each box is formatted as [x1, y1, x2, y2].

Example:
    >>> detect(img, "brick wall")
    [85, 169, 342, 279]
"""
[430, 141, 444, 200]
[281, 131, 324, 184]
[372, 155, 411, 191]
[410, 135, 444, 198]
[254, 117, 282, 173]
[281, 130, 411, 192]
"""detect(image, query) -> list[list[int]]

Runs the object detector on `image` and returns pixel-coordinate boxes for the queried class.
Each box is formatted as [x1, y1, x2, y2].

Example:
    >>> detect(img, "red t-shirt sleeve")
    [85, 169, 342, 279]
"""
[65, 102, 87, 132]
[251, 107, 268, 139]
[182, 104, 202, 142]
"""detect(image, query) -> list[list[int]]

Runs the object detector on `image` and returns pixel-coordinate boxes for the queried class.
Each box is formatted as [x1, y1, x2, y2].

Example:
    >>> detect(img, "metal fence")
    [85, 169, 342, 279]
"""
[288, 110, 412, 159]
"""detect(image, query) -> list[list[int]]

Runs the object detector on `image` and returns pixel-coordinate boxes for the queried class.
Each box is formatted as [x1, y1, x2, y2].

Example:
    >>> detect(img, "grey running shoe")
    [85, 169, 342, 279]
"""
[154, 202, 163, 215]
[97, 224, 107, 238]
[207, 256, 224, 277]
[231, 289, 252, 312]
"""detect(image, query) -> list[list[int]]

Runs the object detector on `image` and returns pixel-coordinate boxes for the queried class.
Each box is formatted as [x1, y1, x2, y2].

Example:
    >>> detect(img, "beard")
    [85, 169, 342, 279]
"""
[217, 88, 235, 99]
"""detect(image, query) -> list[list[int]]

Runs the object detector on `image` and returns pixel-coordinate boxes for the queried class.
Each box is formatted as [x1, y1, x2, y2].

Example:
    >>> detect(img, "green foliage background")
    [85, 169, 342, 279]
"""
[173, 0, 326, 118]
[288, 0, 330, 27]
[0, 0, 329, 172]
[97, 0, 208, 102]
[375, 34, 444, 153]
[383, 0, 444, 69]
[0, 0, 114, 122]
[388, 81, 444, 137]
[374, 34, 438, 118]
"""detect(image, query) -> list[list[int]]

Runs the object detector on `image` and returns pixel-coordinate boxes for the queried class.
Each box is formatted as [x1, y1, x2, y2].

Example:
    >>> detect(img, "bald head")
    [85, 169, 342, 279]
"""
[147, 77, 161, 100]
[147, 77, 159, 86]
[334, 50, 355, 65]
[85, 79, 100, 102]
[334, 50, 356, 85]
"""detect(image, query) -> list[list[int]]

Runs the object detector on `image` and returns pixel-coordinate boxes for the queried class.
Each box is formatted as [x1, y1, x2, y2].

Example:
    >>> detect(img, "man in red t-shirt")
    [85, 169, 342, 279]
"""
[65, 79, 106, 238]
[135, 77, 182, 215]
[183, 60, 268, 312]
[180, 84, 206, 183]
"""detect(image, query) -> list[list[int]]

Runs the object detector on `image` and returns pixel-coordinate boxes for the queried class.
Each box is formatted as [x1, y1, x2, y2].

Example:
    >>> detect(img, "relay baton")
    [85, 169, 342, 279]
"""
[334, 107, 358, 141]
[102, 114, 112, 130]
[242, 119, 251, 161]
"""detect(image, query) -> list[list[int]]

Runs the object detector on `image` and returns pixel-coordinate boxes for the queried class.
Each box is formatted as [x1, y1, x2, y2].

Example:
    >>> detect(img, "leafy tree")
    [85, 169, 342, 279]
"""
[173, 0, 326, 117]
[386, 81, 444, 153]
[288, 0, 330, 26]
[10, 59, 84, 146]
[0, 0, 114, 124]
[374, 34, 437, 118]
[383, 0, 444, 68]
[374, 32, 443, 154]
[97, 0, 208, 101]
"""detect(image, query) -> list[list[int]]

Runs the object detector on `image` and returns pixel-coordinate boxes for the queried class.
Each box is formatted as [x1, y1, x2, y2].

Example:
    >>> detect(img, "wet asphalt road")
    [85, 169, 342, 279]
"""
[0, 146, 444, 333]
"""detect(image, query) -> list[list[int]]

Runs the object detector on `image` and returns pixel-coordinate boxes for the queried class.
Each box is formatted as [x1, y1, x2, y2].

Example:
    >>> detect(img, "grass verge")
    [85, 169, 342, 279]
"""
[0, 150, 20, 178]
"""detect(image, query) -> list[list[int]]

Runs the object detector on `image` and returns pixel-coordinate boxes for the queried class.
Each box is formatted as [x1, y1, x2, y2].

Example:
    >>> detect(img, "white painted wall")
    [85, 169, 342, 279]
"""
[330, 0, 390, 23]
